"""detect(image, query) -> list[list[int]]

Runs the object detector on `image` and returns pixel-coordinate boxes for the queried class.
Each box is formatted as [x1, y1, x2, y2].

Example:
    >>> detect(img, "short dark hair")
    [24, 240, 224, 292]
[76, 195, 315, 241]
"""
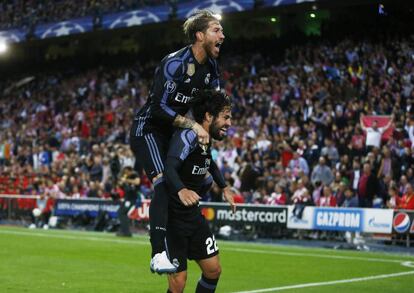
[191, 89, 232, 124]
[183, 10, 219, 43]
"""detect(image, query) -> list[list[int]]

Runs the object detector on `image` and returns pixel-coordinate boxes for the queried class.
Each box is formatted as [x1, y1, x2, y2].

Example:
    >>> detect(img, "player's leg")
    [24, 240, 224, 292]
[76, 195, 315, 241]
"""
[189, 218, 221, 292]
[167, 271, 187, 293]
[195, 256, 221, 293]
[166, 223, 189, 292]
[130, 133, 175, 273]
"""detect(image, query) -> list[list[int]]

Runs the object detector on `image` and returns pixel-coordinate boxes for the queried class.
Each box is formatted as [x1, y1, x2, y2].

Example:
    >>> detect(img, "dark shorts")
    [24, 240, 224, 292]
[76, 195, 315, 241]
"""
[130, 132, 169, 181]
[166, 215, 219, 273]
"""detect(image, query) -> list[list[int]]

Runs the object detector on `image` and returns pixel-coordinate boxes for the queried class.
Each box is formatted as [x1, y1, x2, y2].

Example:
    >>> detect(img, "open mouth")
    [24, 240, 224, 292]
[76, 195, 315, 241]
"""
[214, 42, 223, 52]
[219, 127, 228, 136]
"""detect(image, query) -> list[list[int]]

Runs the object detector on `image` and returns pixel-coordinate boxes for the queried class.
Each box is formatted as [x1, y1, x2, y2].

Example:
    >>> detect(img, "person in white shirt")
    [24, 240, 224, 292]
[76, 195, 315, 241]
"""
[360, 114, 393, 150]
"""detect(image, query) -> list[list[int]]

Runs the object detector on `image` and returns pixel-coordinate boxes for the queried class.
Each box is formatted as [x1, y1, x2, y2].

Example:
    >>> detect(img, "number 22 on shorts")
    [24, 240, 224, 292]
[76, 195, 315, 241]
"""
[206, 235, 218, 255]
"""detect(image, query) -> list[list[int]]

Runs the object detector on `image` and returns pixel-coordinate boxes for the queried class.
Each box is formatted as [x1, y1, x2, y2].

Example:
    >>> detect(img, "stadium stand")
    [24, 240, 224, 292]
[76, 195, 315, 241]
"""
[0, 0, 168, 30]
[1, 32, 414, 212]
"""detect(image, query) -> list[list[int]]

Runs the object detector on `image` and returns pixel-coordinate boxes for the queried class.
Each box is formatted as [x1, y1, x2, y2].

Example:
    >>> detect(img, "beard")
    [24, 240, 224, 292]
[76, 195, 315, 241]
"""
[203, 40, 218, 59]
[209, 119, 225, 141]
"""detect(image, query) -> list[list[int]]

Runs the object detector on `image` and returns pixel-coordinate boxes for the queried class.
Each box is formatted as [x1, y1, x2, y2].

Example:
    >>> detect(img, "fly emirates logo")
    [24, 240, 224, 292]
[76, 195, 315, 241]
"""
[192, 158, 210, 175]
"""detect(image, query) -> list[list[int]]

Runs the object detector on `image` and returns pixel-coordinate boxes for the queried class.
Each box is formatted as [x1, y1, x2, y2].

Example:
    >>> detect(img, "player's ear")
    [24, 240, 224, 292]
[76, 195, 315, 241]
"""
[205, 112, 213, 123]
[195, 31, 204, 42]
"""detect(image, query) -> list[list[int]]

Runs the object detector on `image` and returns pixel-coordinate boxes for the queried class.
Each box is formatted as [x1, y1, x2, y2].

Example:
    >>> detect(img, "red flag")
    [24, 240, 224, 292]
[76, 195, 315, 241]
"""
[362, 115, 393, 140]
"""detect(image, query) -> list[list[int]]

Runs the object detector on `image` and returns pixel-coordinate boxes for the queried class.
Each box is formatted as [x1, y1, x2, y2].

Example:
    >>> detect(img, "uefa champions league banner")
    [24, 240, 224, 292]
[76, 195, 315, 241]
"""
[262, 0, 317, 8]
[54, 198, 120, 218]
[102, 6, 170, 30]
[287, 206, 394, 233]
[34, 16, 93, 40]
[176, 0, 254, 20]
[0, 28, 26, 44]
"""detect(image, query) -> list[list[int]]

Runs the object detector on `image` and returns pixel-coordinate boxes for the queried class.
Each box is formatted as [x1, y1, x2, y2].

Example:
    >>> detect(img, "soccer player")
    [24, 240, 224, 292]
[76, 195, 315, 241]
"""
[129, 10, 225, 273]
[164, 89, 235, 293]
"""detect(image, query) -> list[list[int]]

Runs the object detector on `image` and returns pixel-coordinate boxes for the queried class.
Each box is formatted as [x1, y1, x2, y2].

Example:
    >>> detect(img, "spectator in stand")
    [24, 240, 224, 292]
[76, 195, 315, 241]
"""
[291, 179, 311, 205]
[320, 138, 339, 167]
[386, 185, 400, 209]
[335, 181, 347, 207]
[399, 183, 414, 210]
[350, 159, 361, 192]
[360, 114, 394, 152]
[316, 186, 337, 207]
[357, 163, 378, 208]
[265, 184, 286, 206]
[341, 188, 359, 208]
[350, 127, 365, 158]
[288, 150, 309, 177]
[311, 156, 334, 186]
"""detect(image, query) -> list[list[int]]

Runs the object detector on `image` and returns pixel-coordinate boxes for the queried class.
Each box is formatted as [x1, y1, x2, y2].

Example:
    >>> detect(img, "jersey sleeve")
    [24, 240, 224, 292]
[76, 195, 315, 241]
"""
[164, 129, 198, 194]
[150, 57, 186, 124]
[209, 159, 227, 189]
[209, 58, 221, 90]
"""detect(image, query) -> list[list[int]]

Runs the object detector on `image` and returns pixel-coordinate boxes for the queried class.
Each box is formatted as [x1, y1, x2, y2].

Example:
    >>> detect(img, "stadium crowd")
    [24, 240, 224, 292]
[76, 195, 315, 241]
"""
[1, 33, 414, 213]
[0, 0, 168, 30]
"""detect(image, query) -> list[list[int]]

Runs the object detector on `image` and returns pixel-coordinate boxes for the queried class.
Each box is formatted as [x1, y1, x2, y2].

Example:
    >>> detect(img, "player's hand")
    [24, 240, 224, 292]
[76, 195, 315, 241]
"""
[178, 188, 201, 207]
[223, 186, 236, 213]
[192, 123, 210, 145]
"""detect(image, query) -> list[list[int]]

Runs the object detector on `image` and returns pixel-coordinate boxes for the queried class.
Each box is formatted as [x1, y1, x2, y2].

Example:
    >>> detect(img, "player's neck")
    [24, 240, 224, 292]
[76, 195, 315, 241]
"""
[201, 122, 210, 135]
[191, 43, 207, 64]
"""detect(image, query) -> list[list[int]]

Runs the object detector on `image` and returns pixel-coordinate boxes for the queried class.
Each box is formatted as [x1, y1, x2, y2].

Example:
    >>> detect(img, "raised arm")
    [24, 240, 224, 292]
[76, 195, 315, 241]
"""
[360, 114, 367, 131]
[384, 115, 394, 130]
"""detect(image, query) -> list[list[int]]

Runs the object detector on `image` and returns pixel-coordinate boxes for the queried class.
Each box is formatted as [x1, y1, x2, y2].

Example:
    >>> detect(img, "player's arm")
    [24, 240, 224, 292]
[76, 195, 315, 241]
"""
[209, 159, 236, 212]
[149, 61, 180, 124]
[150, 58, 203, 131]
[173, 115, 209, 144]
[164, 129, 201, 206]
[149, 57, 209, 143]
[208, 58, 221, 90]
[209, 159, 227, 189]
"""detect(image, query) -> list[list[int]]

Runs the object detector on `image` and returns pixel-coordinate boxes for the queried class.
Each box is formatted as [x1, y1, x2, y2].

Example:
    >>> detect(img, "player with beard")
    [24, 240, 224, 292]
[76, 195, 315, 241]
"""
[164, 90, 236, 293]
[129, 10, 225, 273]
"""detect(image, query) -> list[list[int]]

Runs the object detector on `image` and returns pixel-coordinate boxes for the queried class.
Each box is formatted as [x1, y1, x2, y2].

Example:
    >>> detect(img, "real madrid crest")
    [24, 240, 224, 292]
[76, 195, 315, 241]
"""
[204, 73, 211, 85]
[187, 63, 195, 76]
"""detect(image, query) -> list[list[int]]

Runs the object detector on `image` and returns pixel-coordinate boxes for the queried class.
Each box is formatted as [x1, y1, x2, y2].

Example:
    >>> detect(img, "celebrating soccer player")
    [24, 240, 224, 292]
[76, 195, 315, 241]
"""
[129, 10, 225, 273]
[164, 89, 235, 293]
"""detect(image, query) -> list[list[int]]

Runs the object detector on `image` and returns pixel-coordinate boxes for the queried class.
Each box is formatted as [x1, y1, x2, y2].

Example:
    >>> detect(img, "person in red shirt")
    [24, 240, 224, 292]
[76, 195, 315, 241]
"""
[316, 185, 337, 207]
[386, 185, 401, 209]
[266, 184, 287, 206]
[399, 183, 414, 210]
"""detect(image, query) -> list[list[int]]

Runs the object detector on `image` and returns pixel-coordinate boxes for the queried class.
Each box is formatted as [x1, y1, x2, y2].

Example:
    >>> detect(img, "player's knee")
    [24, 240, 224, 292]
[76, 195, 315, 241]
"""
[203, 264, 221, 279]
[168, 273, 187, 293]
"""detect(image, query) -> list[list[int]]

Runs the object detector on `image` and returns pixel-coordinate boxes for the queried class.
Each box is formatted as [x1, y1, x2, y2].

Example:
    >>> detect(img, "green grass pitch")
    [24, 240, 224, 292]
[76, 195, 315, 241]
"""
[1, 226, 414, 292]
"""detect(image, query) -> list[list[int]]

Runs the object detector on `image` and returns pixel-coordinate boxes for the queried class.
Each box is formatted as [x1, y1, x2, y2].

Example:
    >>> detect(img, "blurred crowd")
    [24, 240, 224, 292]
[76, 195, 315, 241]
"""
[1, 33, 414, 211]
[0, 0, 168, 30]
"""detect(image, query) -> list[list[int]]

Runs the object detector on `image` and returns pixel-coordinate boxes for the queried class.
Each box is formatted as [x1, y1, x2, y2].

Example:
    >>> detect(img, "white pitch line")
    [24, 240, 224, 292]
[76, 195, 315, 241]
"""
[0, 229, 147, 245]
[226, 247, 405, 264]
[0, 229, 412, 265]
[232, 270, 414, 293]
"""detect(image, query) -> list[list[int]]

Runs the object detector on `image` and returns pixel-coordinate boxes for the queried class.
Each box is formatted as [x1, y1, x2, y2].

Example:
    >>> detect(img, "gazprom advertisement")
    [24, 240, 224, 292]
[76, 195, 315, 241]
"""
[314, 208, 363, 232]
[288, 207, 393, 233]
